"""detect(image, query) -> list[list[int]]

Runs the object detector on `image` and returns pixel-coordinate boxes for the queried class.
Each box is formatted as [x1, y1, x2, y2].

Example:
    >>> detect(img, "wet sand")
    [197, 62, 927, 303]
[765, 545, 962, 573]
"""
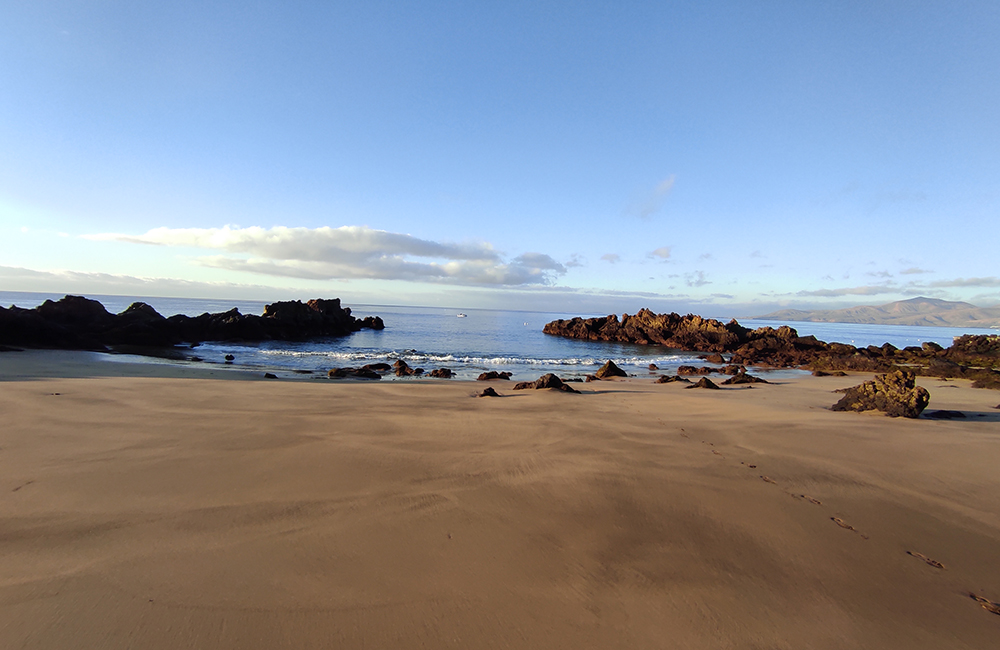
[2, 351, 999, 648]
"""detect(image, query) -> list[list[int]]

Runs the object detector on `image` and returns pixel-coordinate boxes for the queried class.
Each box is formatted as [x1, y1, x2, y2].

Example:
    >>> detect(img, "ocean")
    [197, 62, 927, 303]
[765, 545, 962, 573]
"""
[3, 291, 997, 381]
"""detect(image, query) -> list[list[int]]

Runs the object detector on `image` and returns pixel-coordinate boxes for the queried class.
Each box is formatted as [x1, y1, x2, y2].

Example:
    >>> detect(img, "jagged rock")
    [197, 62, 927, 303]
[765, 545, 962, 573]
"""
[677, 365, 717, 376]
[479, 387, 501, 397]
[813, 370, 847, 377]
[428, 368, 453, 378]
[478, 371, 512, 381]
[594, 360, 627, 379]
[264, 373, 278, 379]
[685, 377, 720, 390]
[224, 354, 235, 361]
[924, 410, 966, 419]
[656, 375, 691, 384]
[512, 373, 579, 393]
[327, 367, 381, 380]
[704, 353, 725, 364]
[648, 363, 658, 370]
[393, 360, 424, 377]
[720, 364, 746, 375]
[831, 370, 930, 418]
[362, 362, 391, 372]
[0, 295, 385, 350]
[721, 372, 769, 385]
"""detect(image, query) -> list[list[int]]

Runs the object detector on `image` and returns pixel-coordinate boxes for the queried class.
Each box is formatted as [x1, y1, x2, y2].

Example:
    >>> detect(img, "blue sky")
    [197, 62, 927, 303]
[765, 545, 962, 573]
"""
[2, 1, 998, 315]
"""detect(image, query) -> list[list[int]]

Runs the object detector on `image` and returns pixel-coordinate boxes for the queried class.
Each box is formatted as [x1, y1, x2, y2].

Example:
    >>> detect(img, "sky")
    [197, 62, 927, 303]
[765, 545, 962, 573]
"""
[1, 1, 998, 316]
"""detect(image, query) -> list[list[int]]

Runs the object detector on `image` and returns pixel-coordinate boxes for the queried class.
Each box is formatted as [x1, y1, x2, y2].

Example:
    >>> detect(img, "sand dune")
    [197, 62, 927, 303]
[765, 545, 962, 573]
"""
[2, 353, 999, 648]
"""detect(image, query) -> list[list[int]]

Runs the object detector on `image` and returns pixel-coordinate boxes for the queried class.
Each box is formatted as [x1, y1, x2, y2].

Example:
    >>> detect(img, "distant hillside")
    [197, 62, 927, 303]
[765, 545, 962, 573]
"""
[752, 297, 1000, 328]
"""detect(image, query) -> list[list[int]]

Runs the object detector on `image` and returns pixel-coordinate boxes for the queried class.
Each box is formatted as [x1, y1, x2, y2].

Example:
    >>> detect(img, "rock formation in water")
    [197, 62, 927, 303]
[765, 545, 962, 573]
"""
[543, 309, 1000, 389]
[0, 295, 385, 351]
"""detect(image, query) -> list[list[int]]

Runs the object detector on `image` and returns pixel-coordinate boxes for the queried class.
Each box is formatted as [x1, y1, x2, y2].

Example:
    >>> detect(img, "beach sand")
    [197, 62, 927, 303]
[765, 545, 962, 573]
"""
[2, 352, 999, 648]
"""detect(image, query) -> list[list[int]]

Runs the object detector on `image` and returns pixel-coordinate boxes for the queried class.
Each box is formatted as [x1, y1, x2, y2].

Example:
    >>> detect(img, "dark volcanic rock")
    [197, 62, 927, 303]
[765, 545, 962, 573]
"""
[721, 372, 769, 385]
[327, 367, 381, 380]
[544, 309, 748, 351]
[512, 374, 579, 393]
[677, 365, 717, 376]
[813, 370, 848, 377]
[704, 353, 726, 364]
[478, 371, 512, 381]
[831, 370, 930, 418]
[685, 377, 721, 390]
[428, 368, 454, 378]
[594, 360, 627, 379]
[648, 363, 658, 370]
[393, 360, 424, 377]
[479, 387, 501, 397]
[655, 375, 691, 384]
[0, 295, 385, 351]
[362, 363, 392, 372]
[264, 373, 278, 379]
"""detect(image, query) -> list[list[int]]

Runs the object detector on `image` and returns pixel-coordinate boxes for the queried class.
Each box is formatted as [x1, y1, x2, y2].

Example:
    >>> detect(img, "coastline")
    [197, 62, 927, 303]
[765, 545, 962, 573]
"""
[2, 353, 1000, 648]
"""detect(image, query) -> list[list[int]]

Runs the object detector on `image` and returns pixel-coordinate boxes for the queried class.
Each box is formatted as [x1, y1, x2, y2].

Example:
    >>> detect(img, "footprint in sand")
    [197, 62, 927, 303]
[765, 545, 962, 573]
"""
[970, 593, 1000, 615]
[832, 517, 869, 539]
[711, 449, 723, 456]
[740, 462, 757, 469]
[907, 551, 944, 569]
[792, 494, 822, 505]
[760, 475, 776, 484]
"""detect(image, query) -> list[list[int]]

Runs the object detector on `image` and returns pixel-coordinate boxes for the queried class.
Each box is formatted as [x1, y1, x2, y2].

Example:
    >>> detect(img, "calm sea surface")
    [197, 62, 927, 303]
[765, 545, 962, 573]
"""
[3, 291, 997, 381]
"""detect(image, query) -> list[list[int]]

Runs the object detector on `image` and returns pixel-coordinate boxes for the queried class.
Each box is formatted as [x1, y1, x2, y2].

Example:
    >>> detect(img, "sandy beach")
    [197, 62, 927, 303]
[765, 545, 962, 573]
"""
[2, 352, 999, 649]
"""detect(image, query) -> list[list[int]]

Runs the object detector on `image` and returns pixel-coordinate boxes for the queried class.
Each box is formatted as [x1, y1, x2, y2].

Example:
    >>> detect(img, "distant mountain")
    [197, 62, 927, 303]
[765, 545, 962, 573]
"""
[752, 297, 1000, 328]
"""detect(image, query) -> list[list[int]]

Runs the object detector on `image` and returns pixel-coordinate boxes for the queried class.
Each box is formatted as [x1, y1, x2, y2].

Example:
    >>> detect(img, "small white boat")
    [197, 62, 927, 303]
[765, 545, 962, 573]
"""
[457, 313, 467, 318]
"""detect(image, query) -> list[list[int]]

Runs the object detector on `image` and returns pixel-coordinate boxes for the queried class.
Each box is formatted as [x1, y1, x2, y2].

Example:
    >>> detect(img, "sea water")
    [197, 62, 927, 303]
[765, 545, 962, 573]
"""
[2, 291, 996, 381]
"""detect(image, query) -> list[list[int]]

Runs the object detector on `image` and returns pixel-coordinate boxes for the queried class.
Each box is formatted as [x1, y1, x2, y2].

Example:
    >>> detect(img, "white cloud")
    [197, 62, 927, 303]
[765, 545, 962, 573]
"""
[899, 267, 931, 275]
[600, 253, 621, 264]
[85, 225, 566, 286]
[648, 246, 672, 260]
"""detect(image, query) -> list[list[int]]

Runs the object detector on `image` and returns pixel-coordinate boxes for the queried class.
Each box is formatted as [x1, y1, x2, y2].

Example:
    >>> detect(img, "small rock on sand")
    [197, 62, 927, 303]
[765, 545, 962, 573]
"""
[479, 387, 501, 397]
[595, 360, 627, 379]
[685, 377, 720, 390]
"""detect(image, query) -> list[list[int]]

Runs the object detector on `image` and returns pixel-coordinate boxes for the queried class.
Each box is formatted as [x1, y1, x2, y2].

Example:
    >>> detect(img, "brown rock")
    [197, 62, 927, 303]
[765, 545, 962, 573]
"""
[705, 353, 725, 364]
[655, 375, 691, 384]
[477, 371, 512, 381]
[428, 368, 453, 378]
[813, 370, 848, 377]
[648, 363, 658, 370]
[831, 370, 930, 418]
[512, 373, 579, 393]
[685, 377, 720, 390]
[721, 373, 769, 385]
[479, 387, 501, 397]
[594, 360, 628, 379]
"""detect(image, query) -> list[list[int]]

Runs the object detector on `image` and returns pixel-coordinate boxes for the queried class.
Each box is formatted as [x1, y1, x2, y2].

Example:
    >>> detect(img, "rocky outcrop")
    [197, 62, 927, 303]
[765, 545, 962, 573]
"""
[831, 370, 930, 418]
[478, 371, 512, 381]
[544, 309, 1000, 390]
[0, 295, 385, 351]
[513, 374, 579, 393]
[328, 367, 382, 380]
[428, 368, 454, 378]
[655, 375, 690, 384]
[479, 387, 501, 397]
[594, 360, 627, 379]
[393, 360, 424, 377]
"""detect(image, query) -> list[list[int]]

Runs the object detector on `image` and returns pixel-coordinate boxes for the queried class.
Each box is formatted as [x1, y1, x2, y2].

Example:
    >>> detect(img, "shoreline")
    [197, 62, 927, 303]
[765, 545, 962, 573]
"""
[2, 352, 999, 648]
